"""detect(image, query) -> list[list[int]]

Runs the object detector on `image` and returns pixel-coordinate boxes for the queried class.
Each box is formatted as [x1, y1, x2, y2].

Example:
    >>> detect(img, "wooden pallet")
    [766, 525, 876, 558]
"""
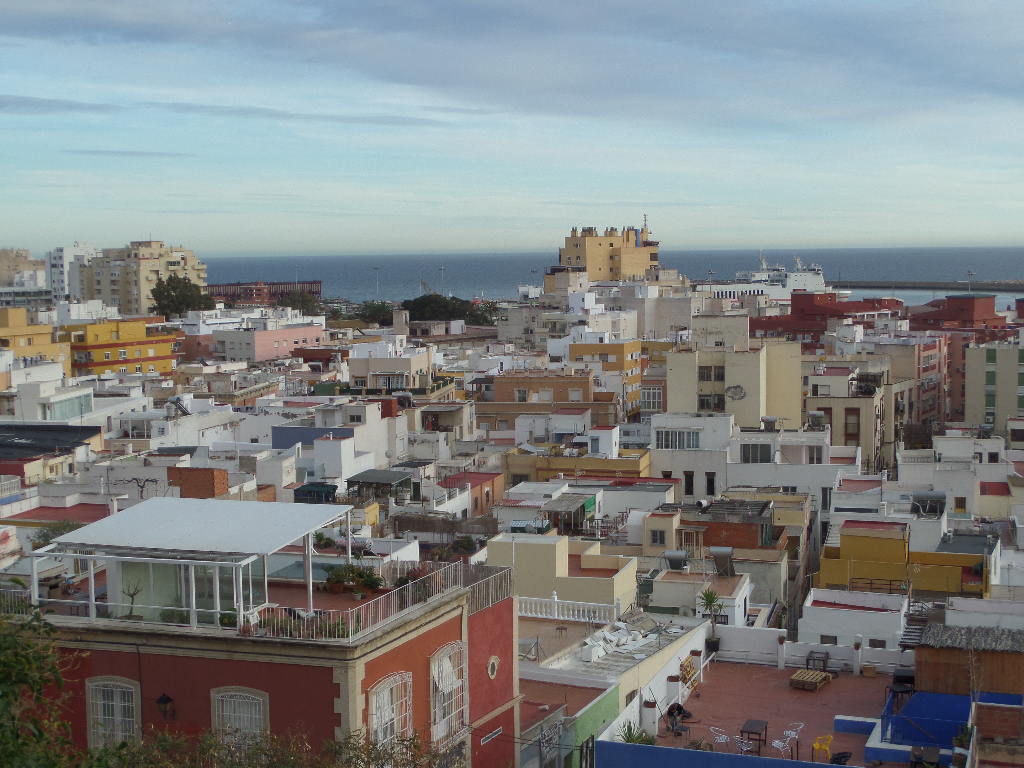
[790, 669, 832, 691]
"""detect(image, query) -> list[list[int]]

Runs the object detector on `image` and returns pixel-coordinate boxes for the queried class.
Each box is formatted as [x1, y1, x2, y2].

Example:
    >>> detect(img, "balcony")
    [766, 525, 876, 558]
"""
[20, 498, 513, 644]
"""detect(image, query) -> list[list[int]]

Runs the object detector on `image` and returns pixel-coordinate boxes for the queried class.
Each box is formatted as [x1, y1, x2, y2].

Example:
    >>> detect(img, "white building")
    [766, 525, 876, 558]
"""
[47, 243, 102, 301]
[798, 587, 907, 649]
[649, 412, 858, 514]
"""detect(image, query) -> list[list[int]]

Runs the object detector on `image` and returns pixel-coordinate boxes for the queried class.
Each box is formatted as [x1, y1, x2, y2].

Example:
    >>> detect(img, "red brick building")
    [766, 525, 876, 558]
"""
[27, 498, 517, 766]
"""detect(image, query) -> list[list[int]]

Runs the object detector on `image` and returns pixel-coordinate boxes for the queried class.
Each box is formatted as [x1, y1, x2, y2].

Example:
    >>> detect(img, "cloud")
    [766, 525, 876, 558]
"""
[4, 2, 1023, 130]
[62, 149, 194, 157]
[143, 100, 448, 126]
[0, 93, 122, 114]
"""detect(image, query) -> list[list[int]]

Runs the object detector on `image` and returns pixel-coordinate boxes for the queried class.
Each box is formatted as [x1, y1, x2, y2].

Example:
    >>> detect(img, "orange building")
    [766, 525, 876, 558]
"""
[59, 318, 181, 377]
[439, 471, 506, 517]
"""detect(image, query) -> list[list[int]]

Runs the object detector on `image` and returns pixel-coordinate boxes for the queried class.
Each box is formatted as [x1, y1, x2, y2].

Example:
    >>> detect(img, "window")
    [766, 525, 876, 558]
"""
[985, 393, 996, 408]
[821, 487, 832, 511]
[698, 394, 725, 412]
[650, 529, 666, 546]
[369, 672, 412, 745]
[147, 365, 155, 372]
[1012, 429, 1024, 443]
[134, 365, 142, 373]
[655, 429, 699, 450]
[741, 443, 772, 463]
[684, 471, 694, 496]
[986, 370, 997, 386]
[349, 415, 363, 423]
[705, 472, 716, 496]
[515, 388, 528, 403]
[988, 452, 999, 463]
[808, 445, 823, 464]
[640, 387, 662, 412]
[868, 639, 887, 649]
[986, 348, 997, 364]
[103, 351, 111, 360]
[568, 388, 582, 402]
[119, 349, 127, 359]
[148, 348, 155, 357]
[430, 643, 466, 744]
[698, 366, 713, 382]
[819, 634, 837, 645]
[212, 688, 268, 742]
[713, 366, 725, 381]
[954, 496, 966, 513]
[87, 677, 139, 748]
[844, 408, 860, 446]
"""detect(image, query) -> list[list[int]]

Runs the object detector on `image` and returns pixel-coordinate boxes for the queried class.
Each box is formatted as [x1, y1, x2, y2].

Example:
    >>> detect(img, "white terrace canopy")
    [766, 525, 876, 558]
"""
[31, 497, 349, 625]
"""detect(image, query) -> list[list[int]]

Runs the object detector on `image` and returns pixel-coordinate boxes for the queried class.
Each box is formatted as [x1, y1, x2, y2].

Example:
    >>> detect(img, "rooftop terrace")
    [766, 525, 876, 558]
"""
[655, 661, 890, 764]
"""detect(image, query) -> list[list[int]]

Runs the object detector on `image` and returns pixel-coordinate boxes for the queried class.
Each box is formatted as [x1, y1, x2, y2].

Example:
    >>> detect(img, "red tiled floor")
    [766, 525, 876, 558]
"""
[268, 581, 391, 611]
[655, 661, 890, 765]
[567, 554, 619, 578]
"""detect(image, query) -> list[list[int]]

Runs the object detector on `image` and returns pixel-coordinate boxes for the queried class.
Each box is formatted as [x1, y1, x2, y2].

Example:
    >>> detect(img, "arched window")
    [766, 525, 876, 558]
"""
[211, 687, 269, 742]
[430, 642, 466, 744]
[368, 672, 412, 745]
[86, 677, 140, 748]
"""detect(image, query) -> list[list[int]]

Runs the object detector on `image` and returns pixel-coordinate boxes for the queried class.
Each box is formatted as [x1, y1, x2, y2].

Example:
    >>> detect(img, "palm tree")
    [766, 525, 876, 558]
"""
[698, 588, 723, 640]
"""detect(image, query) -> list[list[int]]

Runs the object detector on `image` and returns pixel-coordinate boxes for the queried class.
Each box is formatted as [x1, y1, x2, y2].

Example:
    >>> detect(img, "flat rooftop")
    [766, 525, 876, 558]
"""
[655, 661, 891, 764]
[49, 498, 348, 559]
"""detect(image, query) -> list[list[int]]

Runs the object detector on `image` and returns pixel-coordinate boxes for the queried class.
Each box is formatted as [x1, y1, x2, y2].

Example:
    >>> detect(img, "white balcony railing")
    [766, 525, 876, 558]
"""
[518, 595, 618, 624]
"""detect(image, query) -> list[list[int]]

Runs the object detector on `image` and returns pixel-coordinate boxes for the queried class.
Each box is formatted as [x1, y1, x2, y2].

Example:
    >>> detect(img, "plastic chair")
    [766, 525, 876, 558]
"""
[784, 722, 805, 758]
[771, 736, 793, 759]
[734, 736, 755, 756]
[812, 734, 833, 762]
[709, 727, 731, 752]
[785, 722, 806, 739]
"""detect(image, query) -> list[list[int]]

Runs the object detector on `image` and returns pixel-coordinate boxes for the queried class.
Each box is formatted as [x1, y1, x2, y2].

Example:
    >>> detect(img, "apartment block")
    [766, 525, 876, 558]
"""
[964, 337, 1024, 435]
[556, 225, 659, 280]
[47, 242, 101, 301]
[567, 338, 643, 417]
[666, 339, 802, 429]
[0, 307, 71, 376]
[59, 318, 181, 376]
[79, 240, 208, 314]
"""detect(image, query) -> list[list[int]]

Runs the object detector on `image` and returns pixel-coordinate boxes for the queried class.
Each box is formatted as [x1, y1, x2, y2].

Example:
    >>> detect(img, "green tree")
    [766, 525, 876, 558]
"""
[0, 605, 73, 767]
[149, 275, 214, 318]
[86, 729, 464, 768]
[354, 300, 394, 326]
[278, 290, 322, 317]
[400, 294, 499, 326]
[29, 520, 83, 550]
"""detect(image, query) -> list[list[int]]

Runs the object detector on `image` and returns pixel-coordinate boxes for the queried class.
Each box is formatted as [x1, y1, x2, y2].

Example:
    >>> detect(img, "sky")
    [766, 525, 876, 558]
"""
[1, 1, 1023, 256]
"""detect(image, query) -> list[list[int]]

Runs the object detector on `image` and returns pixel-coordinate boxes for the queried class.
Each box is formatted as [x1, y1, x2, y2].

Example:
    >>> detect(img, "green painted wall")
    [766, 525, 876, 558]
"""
[566, 684, 620, 768]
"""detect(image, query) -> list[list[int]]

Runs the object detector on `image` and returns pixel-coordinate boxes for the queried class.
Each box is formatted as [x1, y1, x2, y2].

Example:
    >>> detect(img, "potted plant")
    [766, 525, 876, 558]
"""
[120, 580, 144, 620]
[617, 720, 656, 745]
[325, 564, 358, 594]
[219, 610, 237, 628]
[688, 736, 713, 751]
[356, 568, 384, 592]
[698, 588, 724, 653]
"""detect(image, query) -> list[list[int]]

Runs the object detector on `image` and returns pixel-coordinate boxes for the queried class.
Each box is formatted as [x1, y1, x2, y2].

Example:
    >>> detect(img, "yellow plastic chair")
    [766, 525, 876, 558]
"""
[812, 734, 832, 762]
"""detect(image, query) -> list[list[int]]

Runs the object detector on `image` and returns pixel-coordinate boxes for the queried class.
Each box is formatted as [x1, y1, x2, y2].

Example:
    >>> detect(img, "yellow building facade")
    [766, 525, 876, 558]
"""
[60, 319, 180, 377]
[557, 225, 659, 280]
[817, 520, 990, 597]
[666, 340, 802, 429]
[487, 533, 638, 609]
[569, 339, 643, 416]
[79, 241, 207, 315]
[0, 308, 71, 376]
[504, 446, 651, 484]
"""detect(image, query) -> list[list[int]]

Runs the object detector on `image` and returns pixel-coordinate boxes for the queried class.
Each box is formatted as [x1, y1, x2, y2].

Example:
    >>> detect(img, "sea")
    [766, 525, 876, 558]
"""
[203, 246, 1024, 308]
